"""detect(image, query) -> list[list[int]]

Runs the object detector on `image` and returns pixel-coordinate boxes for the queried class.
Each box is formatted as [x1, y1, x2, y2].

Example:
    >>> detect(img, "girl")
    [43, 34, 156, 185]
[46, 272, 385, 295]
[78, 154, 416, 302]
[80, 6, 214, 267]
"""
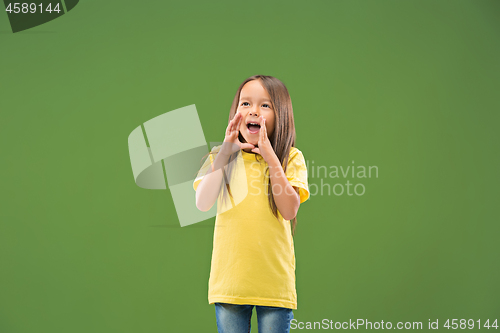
[193, 75, 310, 333]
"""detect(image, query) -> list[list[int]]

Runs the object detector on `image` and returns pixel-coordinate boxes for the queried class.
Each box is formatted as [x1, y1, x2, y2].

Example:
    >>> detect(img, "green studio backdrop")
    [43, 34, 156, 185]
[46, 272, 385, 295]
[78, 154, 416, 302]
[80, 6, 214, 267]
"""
[1, 0, 499, 332]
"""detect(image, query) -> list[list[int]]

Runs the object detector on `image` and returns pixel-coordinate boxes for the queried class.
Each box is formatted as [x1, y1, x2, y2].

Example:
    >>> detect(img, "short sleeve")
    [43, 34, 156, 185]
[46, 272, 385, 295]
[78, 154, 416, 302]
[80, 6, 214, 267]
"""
[285, 147, 310, 203]
[193, 145, 221, 191]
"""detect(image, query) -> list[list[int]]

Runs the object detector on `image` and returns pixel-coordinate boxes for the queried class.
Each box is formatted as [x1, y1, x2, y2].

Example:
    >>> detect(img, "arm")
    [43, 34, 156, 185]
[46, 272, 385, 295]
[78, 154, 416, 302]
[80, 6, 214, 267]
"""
[195, 151, 231, 212]
[195, 112, 255, 212]
[267, 153, 301, 221]
[250, 115, 301, 220]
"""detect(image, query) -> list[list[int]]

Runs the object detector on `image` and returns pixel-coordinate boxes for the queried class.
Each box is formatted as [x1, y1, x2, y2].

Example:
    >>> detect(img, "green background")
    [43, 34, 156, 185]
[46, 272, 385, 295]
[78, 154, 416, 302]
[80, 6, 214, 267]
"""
[1, 0, 499, 332]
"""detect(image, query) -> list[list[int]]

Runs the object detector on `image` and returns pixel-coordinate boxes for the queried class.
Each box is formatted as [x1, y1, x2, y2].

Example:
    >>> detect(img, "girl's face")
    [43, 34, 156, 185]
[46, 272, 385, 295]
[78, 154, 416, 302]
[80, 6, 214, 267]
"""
[237, 80, 276, 147]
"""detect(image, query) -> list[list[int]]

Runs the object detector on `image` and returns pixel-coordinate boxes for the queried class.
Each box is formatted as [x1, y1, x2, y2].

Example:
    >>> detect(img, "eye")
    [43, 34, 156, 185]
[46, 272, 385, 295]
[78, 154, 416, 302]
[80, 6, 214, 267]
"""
[262, 104, 271, 108]
[241, 102, 250, 106]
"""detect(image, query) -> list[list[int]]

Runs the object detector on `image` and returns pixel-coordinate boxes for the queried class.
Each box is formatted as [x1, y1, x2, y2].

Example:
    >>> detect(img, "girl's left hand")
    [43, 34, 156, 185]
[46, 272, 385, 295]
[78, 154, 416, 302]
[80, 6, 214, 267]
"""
[251, 116, 276, 163]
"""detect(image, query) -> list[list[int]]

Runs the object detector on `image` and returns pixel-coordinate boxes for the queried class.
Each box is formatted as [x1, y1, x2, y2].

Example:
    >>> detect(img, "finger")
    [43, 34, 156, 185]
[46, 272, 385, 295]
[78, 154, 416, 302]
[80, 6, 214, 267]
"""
[262, 117, 267, 138]
[230, 113, 237, 132]
[240, 143, 255, 150]
[235, 112, 243, 132]
[227, 119, 234, 136]
[251, 148, 260, 154]
[231, 112, 240, 129]
[260, 116, 265, 143]
[236, 112, 243, 133]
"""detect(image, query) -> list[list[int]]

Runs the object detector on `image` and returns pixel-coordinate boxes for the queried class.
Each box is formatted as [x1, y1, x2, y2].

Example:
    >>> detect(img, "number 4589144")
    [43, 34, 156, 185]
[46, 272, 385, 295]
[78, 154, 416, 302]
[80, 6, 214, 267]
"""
[5, 3, 61, 14]
[444, 319, 498, 329]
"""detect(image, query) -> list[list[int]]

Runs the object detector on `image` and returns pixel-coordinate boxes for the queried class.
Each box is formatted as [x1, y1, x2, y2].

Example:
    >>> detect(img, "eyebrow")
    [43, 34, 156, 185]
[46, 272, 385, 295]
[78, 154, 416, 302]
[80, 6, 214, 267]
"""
[240, 96, 272, 103]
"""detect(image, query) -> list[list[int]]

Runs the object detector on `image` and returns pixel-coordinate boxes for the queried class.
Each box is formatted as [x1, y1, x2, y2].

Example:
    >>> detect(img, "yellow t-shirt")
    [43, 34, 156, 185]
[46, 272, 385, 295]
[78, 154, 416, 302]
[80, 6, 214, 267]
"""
[193, 145, 310, 309]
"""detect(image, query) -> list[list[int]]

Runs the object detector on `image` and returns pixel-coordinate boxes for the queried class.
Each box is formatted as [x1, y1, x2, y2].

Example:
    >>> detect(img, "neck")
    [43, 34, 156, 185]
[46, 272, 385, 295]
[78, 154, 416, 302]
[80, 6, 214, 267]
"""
[242, 148, 255, 154]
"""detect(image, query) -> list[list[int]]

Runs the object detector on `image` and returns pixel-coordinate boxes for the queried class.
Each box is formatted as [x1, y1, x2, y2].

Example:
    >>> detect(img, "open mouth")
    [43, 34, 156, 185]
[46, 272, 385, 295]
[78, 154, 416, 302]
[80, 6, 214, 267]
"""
[246, 122, 261, 134]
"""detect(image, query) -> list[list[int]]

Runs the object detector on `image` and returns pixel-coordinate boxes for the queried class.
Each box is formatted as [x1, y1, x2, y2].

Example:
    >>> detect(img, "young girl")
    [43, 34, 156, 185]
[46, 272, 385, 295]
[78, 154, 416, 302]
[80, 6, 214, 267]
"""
[193, 75, 310, 333]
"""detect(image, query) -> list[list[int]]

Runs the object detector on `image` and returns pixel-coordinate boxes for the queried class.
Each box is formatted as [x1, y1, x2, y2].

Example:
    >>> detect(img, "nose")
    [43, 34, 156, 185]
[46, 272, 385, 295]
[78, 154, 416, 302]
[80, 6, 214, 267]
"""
[249, 110, 259, 117]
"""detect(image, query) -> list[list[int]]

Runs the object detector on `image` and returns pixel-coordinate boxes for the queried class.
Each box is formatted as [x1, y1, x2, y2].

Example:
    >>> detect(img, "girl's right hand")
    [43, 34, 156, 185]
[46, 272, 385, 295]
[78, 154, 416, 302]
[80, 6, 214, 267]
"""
[220, 111, 255, 156]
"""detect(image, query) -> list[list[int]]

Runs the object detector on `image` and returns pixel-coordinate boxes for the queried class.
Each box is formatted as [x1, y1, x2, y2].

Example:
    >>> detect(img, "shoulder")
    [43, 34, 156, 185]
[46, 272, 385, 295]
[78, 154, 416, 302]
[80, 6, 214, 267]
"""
[210, 145, 223, 154]
[201, 145, 222, 164]
[286, 147, 307, 170]
[289, 146, 300, 155]
[288, 146, 304, 160]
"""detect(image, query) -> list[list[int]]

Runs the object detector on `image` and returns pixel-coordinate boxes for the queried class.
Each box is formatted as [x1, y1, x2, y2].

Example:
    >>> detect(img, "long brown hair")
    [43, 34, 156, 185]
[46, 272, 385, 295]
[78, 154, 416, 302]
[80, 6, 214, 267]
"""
[197, 75, 299, 236]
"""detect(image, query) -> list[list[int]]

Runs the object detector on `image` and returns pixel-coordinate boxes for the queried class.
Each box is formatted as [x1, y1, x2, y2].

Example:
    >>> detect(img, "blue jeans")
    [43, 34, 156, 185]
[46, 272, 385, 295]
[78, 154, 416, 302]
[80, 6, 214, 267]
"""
[215, 302, 294, 333]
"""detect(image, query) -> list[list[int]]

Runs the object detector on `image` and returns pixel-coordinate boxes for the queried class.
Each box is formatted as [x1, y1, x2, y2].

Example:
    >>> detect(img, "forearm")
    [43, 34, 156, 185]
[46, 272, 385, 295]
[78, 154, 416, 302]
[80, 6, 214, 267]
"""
[195, 151, 231, 211]
[267, 154, 300, 220]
